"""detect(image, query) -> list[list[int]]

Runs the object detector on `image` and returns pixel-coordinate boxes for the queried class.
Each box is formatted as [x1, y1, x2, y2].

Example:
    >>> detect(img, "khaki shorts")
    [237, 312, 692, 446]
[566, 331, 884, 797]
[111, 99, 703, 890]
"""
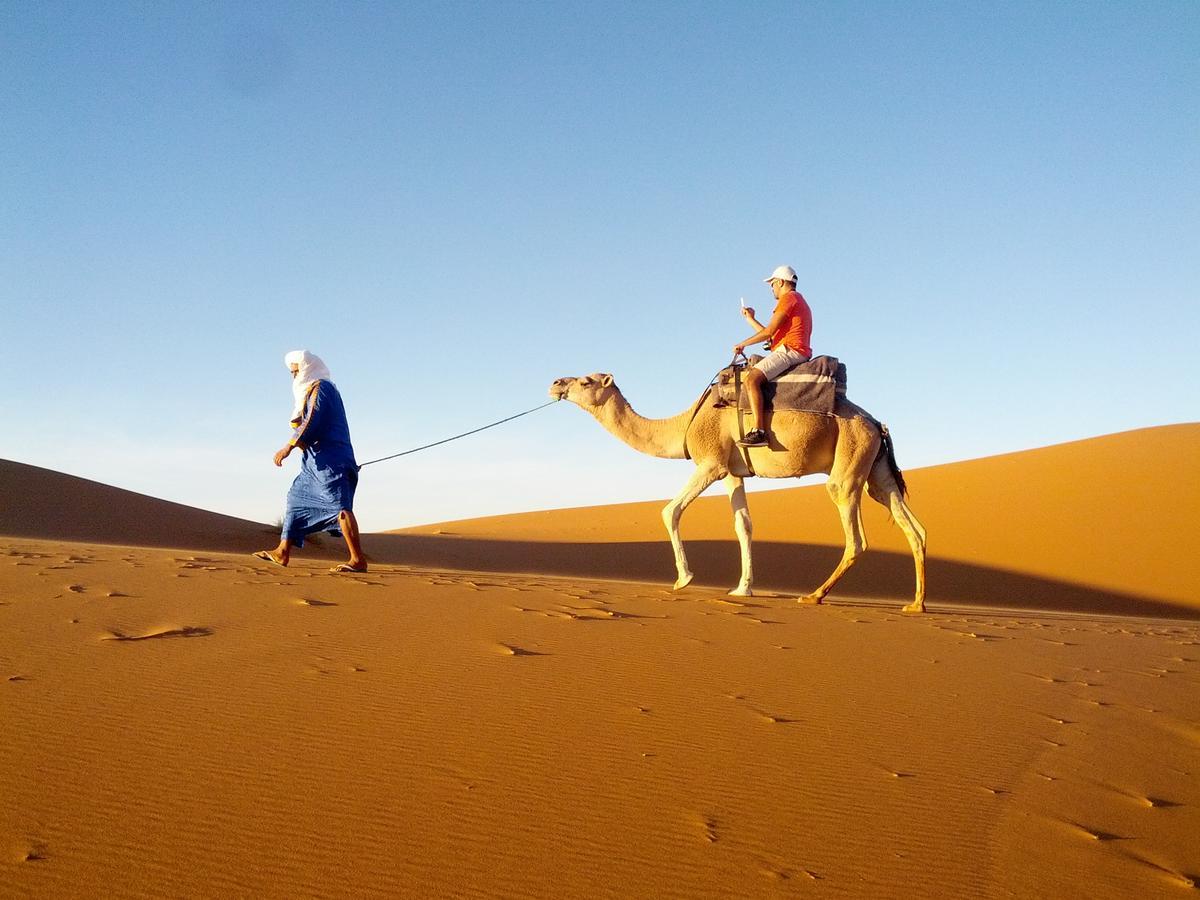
[753, 346, 811, 380]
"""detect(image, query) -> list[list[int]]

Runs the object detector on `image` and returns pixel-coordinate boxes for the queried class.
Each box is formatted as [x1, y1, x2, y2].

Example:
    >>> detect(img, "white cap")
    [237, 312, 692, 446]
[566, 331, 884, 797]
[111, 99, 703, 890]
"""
[764, 265, 797, 284]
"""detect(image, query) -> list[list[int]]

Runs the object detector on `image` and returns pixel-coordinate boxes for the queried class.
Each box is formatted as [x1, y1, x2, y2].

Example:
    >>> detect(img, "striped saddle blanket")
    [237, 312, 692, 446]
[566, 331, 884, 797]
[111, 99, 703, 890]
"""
[715, 355, 847, 415]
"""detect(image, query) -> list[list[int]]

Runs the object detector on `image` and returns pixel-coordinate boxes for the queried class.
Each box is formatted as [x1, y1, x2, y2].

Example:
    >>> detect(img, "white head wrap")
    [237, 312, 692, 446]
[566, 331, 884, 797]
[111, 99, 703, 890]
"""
[285, 350, 333, 425]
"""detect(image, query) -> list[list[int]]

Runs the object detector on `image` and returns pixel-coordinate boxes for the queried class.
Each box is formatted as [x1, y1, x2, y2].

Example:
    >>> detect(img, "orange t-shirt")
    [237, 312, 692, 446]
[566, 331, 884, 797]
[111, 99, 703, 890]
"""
[769, 290, 813, 356]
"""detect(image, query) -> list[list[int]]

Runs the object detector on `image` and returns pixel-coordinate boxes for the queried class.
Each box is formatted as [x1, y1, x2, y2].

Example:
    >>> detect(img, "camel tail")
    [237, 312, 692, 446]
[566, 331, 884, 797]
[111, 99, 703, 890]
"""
[876, 422, 908, 499]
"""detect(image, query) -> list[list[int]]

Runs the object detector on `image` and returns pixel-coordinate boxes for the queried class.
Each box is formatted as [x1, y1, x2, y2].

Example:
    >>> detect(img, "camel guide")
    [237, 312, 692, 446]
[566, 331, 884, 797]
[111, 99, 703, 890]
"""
[732, 265, 813, 446]
[254, 350, 368, 574]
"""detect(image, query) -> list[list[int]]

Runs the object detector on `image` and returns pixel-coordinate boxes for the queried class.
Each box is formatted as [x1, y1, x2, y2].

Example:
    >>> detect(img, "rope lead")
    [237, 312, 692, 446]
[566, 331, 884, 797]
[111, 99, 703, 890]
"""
[357, 399, 559, 469]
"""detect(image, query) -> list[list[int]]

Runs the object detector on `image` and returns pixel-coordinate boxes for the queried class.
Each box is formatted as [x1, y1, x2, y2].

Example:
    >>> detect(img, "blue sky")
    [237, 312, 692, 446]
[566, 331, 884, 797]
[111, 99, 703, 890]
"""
[2, 1, 1197, 531]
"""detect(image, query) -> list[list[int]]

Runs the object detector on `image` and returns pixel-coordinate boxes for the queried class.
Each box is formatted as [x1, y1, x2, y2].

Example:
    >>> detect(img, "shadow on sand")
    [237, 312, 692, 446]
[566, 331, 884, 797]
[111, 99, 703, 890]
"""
[358, 534, 1199, 621]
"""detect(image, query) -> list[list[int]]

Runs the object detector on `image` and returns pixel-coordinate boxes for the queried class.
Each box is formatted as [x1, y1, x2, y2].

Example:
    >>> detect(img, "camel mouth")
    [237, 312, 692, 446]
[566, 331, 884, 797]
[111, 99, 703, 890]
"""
[549, 379, 571, 401]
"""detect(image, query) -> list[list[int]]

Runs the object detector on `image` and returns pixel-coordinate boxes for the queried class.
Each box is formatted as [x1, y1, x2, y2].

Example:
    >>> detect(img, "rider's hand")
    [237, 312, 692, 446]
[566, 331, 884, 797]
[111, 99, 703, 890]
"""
[733, 343, 745, 355]
[274, 445, 293, 467]
[741, 306, 755, 319]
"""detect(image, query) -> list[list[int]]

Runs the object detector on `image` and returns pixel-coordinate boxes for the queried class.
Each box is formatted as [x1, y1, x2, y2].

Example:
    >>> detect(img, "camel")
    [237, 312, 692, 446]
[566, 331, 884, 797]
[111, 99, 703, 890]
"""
[549, 372, 928, 612]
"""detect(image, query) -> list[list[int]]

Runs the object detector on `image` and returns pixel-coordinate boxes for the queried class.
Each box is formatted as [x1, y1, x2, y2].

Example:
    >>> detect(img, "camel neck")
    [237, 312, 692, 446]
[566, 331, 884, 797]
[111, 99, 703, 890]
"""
[590, 393, 693, 460]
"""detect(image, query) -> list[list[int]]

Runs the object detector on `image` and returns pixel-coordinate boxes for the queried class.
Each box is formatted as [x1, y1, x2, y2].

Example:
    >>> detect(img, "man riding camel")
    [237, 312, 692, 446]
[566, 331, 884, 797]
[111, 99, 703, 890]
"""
[732, 265, 813, 447]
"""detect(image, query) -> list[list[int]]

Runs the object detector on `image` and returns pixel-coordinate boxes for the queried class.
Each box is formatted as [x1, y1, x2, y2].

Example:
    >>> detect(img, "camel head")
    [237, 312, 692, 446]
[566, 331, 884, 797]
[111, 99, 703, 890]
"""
[549, 373, 617, 409]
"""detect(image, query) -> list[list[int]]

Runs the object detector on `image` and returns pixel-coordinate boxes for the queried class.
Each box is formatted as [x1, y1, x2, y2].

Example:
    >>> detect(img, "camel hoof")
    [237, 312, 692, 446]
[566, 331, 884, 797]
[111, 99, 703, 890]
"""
[902, 600, 925, 615]
[797, 594, 824, 606]
[673, 573, 695, 591]
[728, 586, 753, 598]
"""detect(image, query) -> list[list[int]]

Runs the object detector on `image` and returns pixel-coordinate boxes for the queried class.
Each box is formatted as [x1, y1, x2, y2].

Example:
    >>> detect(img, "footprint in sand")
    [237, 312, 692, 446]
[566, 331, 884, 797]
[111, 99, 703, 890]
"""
[104, 626, 213, 642]
[696, 813, 720, 844]
[22, 843, 49, 862]
[1021, 672, 1066, 684]
[733, 612, 783, 625]
[1061, 819, 1128, 842]
[1117, 788, 1181, 809]
[757, 711, 800, 725]
[1037, 713, 1075, 725]
[756, 859, 819, 883]
[1124, 853, 1198, 889]
[555, 605, 644, 622]
[492, 643, 547, 657]
[729, 694, 799, 725]
[66, 584, 85, 593]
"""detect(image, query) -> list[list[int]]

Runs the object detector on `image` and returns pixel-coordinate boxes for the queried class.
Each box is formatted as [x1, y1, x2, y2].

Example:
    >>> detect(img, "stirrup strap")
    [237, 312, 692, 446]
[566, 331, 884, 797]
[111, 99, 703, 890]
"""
[733, 363, 757, 476]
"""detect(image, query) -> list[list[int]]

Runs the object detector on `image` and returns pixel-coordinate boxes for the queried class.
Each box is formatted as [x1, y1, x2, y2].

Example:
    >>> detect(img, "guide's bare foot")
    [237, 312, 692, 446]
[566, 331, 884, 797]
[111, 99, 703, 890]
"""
[329, 563, 368, 574]
[253, 550, 288, 567]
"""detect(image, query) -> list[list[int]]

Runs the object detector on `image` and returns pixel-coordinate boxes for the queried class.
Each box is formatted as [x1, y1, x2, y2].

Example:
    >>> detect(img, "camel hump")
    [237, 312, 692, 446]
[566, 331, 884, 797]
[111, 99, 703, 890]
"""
[715, 355, 846, 415]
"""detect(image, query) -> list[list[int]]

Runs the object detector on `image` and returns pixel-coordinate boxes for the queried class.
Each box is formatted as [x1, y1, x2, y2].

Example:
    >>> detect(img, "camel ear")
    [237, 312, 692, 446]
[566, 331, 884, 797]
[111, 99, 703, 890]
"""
[599, 374, 614, 387]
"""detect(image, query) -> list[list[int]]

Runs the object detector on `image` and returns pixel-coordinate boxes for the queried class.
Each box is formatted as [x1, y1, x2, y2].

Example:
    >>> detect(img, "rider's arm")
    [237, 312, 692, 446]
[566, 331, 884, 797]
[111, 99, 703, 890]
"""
[736, 308, 789, 351]
[740, 309, 766, 331]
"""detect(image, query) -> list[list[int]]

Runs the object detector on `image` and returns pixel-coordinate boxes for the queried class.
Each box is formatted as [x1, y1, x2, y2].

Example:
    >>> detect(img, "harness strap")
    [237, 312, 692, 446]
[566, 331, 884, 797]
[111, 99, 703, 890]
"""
[732, 363, 757, 477]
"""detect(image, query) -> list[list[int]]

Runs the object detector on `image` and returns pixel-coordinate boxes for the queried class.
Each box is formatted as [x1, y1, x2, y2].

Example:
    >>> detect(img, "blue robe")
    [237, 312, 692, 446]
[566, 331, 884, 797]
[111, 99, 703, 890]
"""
[281, 380, 359, 546]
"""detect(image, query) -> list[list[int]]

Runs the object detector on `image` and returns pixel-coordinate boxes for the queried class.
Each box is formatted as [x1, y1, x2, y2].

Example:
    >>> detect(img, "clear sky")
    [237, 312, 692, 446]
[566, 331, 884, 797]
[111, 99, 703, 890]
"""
[2, 1, 1197, 531]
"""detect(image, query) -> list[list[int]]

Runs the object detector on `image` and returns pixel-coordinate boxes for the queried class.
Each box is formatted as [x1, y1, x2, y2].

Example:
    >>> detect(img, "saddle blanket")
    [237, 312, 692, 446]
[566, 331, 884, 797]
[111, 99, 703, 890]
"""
[715, 355, 847, 415]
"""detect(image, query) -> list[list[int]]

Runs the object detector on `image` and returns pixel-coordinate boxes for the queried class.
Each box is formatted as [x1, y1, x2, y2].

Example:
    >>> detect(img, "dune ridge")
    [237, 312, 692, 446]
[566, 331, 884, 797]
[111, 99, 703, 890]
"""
[0, 459, 272, 551]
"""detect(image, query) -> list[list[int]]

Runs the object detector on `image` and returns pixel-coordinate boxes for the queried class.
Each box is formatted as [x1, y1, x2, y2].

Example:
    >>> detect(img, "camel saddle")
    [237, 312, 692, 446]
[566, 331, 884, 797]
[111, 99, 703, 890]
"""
[714, 354, 847, 415]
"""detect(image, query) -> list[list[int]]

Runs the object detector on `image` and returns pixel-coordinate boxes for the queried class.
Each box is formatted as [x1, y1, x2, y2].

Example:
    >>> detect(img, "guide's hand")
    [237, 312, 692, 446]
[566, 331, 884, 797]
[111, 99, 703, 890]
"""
[274, 445, 293, 467]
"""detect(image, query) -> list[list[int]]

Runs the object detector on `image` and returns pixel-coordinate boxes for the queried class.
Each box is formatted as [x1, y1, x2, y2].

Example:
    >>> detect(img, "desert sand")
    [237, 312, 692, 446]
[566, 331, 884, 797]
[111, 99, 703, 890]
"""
[1, 424, 1198, 898]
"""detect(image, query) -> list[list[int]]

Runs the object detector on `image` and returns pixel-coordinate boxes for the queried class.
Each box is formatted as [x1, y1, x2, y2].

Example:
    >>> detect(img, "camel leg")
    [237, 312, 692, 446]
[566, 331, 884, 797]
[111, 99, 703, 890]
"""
[867, 457, 928, 613]
[724, 475, 753, 596]
[799, 472, 868, 606]
[662, 464, 722, 591]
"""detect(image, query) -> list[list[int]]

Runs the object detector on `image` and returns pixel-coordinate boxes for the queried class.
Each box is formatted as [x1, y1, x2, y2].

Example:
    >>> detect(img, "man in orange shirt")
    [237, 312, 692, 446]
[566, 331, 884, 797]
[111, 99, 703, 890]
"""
[732, 265, 813, 447]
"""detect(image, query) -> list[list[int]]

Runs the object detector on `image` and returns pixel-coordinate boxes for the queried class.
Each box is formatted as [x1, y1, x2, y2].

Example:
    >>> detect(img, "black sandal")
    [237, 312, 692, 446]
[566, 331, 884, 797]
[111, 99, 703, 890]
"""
[737, 429, 767, 447]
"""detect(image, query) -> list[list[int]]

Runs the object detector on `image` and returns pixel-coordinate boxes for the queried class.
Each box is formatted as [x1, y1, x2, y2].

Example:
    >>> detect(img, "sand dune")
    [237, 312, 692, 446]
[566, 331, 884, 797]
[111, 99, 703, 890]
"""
[0, 459, 273, 552]
[396, 424, 1200, 616]
[2, 426, 1198, 897]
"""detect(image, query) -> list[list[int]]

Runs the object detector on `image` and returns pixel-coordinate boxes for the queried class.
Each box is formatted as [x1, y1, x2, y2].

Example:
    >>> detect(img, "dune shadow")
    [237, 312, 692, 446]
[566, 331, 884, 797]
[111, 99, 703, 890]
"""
[360, 534, 1199, 621]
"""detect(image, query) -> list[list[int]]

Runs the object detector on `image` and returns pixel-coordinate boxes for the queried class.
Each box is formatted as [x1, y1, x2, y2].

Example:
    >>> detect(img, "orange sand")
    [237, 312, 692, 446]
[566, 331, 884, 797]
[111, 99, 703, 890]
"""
[1, 424, 1198, 897]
